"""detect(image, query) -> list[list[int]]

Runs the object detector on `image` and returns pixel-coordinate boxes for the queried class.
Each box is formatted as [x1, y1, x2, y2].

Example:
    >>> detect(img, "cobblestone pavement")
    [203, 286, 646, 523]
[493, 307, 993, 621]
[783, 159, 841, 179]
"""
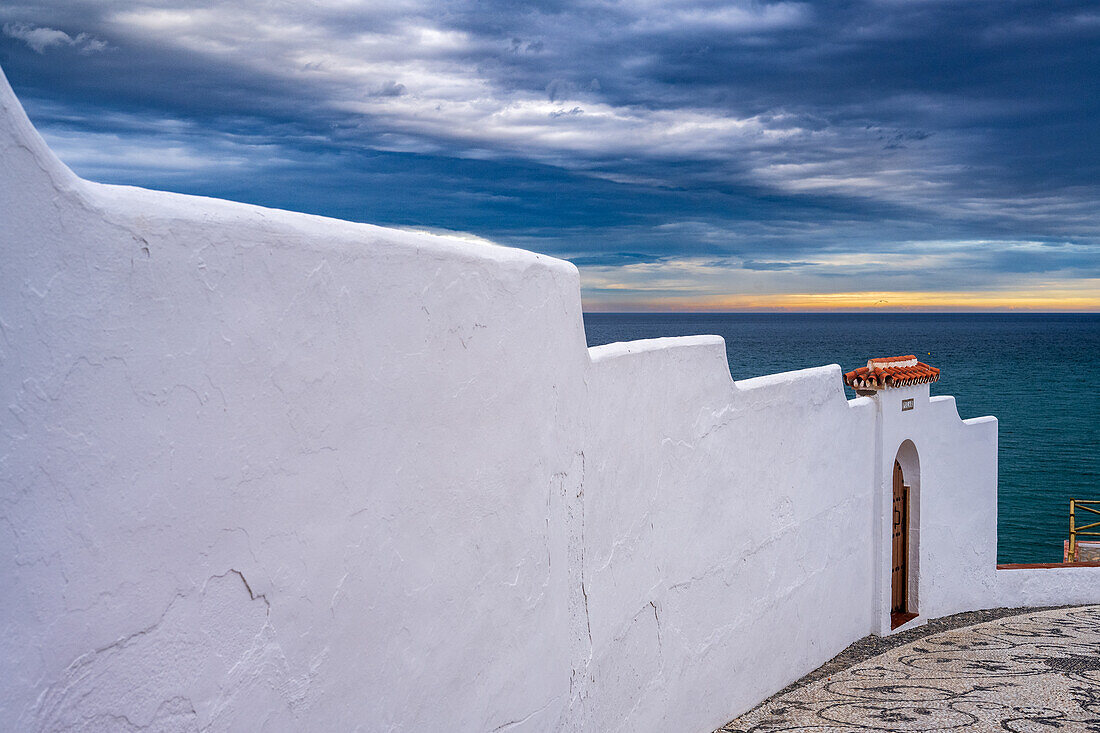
[719, 605, 1100, 732]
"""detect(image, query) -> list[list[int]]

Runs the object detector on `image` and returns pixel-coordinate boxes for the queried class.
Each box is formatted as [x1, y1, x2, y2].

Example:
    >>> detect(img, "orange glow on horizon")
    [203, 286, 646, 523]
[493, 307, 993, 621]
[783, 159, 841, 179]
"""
[582, 286, 1100, 312]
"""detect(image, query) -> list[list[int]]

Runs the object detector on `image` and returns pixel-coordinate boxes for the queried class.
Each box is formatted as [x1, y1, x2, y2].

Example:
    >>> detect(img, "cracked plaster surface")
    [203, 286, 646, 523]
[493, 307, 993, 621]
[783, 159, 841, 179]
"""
[28, 570, 295, 732]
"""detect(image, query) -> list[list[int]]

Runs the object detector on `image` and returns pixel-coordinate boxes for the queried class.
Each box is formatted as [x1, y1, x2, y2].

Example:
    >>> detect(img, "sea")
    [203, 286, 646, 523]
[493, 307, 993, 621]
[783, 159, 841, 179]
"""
[582, 313, 1100, 564]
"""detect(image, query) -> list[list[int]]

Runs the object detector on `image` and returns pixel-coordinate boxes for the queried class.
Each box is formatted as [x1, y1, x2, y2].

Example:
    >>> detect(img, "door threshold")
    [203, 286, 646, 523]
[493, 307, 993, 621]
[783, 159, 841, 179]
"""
[891, 611, 918, 629]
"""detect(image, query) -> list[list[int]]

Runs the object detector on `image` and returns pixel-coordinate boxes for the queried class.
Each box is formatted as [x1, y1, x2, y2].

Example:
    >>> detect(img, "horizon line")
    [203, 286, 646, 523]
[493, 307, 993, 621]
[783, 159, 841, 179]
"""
[581, 309, 1100, 314]
[579, 287, 1100, 313]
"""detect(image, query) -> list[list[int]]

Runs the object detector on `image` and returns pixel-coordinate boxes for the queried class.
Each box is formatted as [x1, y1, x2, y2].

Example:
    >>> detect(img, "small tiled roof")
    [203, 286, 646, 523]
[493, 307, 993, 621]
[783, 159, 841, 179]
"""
[844, 355, 940, 393]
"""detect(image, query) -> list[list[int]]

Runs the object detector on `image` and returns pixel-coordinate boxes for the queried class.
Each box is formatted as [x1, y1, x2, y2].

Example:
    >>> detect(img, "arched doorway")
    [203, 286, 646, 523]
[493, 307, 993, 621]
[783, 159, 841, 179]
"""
[891, 441, 920, 629]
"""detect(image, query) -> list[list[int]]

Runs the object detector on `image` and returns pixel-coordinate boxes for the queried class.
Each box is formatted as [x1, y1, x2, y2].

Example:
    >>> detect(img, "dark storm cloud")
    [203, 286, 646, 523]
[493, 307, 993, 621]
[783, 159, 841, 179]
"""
[1, 0, 1097, 305]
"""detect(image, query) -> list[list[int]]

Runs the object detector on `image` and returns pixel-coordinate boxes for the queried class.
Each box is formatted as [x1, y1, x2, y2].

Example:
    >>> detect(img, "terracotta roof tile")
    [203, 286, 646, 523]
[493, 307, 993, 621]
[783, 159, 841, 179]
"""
[843, 354, 939, 393]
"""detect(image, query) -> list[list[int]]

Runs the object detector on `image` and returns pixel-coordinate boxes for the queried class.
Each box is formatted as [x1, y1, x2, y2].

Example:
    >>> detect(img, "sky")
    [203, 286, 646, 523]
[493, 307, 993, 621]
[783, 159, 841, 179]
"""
[1, 1, 1098, 311]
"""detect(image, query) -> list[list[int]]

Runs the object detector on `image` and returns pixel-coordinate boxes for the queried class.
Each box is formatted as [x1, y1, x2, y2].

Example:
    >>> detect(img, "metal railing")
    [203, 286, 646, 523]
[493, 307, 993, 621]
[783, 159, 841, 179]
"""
[1069, 500, 1100, 562]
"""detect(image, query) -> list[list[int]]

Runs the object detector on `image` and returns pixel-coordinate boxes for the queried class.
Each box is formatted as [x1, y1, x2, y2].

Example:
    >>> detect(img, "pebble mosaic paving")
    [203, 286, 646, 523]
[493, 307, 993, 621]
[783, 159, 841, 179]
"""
[719, 605, 1100, 732]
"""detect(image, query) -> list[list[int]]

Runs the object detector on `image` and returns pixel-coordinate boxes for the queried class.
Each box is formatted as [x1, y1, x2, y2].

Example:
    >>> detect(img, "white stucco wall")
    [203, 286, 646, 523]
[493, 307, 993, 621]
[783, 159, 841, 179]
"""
[867, 385, 1000, 634]
[870, 386, 1100, 627]
[1, 67, 586, 732]
[2, 66, 1098, 732]
[577, 339, 876, 731]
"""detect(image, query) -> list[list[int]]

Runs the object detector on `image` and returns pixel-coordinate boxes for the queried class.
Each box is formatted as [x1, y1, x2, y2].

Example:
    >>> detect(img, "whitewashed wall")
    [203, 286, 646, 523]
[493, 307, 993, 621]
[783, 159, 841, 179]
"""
[577, 339, 876, 732]
[868, 385, 1001, 633]
[1, 67, 586, 732]
[2, 66, 1097, 733]
[870, 386, 1100, 626]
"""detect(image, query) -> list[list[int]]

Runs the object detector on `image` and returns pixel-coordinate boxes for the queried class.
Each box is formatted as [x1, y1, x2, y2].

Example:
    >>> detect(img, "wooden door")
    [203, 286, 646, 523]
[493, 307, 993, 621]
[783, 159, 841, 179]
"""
[891, 460, 909, 615]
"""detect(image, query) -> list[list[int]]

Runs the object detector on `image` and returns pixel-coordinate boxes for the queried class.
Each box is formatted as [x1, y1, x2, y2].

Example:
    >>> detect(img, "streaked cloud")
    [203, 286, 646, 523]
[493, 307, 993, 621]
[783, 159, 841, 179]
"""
[2, 22, 105, 54]
[578, 240, 1100, 309]
[629, 2, 811, 33]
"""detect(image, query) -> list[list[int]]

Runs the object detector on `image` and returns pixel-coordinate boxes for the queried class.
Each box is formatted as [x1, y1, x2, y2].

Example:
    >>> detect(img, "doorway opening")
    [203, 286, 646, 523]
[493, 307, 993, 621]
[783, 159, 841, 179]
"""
[890, 441, 920, 629]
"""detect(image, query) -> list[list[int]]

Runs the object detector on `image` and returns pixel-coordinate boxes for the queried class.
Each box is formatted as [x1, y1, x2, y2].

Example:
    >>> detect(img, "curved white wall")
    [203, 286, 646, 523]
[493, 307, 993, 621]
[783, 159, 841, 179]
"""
[2, 65, 1098, 732]
[1, 67, 585, 732]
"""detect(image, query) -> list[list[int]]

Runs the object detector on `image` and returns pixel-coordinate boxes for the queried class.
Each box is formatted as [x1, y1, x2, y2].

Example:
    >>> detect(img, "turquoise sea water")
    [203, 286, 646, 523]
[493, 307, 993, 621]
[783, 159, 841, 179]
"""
[582, 313, 1099, 564]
